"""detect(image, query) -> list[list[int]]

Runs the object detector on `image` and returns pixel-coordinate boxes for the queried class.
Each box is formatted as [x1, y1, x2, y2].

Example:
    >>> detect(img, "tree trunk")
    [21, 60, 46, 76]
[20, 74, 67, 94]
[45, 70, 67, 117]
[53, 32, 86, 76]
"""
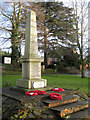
[80, 3, 85, 78]
[81, 54, 85, 78]
[11, 2, 21, 65]
[11, 44, 19, 64]
[44, 20, 48, 69]
[75, 1, 85, 78]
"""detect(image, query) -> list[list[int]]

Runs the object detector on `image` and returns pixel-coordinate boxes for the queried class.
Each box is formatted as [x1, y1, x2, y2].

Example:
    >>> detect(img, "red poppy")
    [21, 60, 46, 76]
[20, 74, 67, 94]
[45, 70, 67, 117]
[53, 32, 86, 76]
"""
[26, 91, 30, 95]
[49, 93, 62, 100]
[26, 91, 38, 96]
[53, 88, 64, 92]
[26, 90, 47, 96]
[34, 90, 47, 95]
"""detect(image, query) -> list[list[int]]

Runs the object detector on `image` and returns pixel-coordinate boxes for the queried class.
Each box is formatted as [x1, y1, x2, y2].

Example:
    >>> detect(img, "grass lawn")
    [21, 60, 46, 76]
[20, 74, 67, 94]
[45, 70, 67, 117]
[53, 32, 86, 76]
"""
[2, 74, 88, 95]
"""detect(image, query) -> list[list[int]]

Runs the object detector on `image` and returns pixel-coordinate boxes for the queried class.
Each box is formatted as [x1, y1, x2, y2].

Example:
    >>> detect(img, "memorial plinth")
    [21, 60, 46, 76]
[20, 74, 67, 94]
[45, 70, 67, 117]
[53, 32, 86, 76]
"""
[16, 11, 47, 89]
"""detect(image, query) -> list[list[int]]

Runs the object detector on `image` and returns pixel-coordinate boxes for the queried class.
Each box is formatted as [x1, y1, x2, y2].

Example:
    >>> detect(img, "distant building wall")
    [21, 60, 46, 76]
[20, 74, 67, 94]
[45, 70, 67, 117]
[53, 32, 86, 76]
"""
[80, 64, 90, 70]
[47, 58, 52, 65]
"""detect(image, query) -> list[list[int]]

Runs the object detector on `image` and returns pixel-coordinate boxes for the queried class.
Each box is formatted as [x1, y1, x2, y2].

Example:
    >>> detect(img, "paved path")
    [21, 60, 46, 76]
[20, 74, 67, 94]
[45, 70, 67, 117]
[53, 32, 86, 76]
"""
[57, 70, 90, 77]
[85, 70, 90, 77]
[77, 70, 90, 77]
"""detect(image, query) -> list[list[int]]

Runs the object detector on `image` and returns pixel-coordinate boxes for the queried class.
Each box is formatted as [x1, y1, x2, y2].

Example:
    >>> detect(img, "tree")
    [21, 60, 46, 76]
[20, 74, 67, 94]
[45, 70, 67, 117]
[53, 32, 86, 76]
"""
[56, 47, 80, 73]
[63, 47, 80, 69]
[72, 0, 88, 78]
[44, 2, 77, 68]
[0, 2, 77, 70]
[27, 2, 77, 68]
[0, 2, 26, 65]
[0, 2, 48, 67]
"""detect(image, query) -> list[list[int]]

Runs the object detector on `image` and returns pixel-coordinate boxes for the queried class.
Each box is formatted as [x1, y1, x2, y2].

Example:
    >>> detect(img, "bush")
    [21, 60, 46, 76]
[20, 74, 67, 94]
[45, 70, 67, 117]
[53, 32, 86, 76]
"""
[66, 67, 80, 74]
[3, 63, 21, 71]
[57, 62, 69, 73]
[57, 62, 80, 74]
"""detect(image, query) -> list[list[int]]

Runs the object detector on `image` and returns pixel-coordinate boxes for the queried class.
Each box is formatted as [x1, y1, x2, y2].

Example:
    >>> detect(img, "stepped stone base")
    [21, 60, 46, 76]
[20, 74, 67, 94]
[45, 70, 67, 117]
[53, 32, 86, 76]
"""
[16, 79, 47, 89]
[43, 95, 79, 108]
[2, 88, 89, 119]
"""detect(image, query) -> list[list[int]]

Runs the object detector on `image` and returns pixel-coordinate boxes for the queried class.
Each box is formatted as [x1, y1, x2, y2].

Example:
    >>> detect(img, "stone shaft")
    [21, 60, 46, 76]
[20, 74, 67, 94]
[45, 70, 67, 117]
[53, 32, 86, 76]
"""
[16, 10, 47, 89]
[24, 11, 39, 58]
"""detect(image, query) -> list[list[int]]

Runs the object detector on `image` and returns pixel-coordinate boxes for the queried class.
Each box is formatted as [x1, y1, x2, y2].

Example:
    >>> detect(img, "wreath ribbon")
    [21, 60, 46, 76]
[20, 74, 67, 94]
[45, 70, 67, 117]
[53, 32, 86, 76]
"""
[26, 91, 38, 96]
[53, 88, 64, 92]
[26, 90, 47, 96]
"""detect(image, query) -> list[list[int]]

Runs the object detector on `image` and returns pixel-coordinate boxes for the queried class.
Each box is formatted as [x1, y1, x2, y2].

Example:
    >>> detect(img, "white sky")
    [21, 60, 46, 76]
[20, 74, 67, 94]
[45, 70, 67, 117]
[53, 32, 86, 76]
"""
[0, 0, 90, 56]
[1, 0, 90, 3]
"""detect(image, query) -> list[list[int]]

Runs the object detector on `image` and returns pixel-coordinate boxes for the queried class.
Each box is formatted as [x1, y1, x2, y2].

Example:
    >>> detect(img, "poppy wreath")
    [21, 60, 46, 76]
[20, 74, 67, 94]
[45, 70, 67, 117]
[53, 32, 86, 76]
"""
[49, 93, 62, 100]
[26, 91, 38, 96]
[34, 90, 47, 95]
[53, 88, 64, 92]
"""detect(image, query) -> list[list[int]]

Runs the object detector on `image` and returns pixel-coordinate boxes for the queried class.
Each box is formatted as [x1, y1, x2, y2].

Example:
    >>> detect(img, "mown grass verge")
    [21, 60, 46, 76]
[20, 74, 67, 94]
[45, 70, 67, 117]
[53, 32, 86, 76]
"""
[2, 74, 88, 95]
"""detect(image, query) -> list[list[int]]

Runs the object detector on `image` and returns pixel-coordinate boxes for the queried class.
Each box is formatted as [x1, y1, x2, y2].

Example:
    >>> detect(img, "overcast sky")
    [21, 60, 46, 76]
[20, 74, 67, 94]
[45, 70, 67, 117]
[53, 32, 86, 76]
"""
[1, 0, 90, 3]
[0, 0, 90, 56]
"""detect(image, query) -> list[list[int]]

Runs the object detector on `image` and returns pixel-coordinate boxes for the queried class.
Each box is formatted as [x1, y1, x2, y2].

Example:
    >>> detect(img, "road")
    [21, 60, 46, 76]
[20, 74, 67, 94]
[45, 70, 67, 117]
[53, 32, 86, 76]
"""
[68, 70, 90, 77]
[80, 70, 90, 77]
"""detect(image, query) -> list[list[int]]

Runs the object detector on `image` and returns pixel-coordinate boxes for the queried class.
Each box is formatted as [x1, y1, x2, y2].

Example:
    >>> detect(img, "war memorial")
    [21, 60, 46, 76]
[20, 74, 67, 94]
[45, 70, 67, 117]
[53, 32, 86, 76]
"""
[2, 10, 89, 119]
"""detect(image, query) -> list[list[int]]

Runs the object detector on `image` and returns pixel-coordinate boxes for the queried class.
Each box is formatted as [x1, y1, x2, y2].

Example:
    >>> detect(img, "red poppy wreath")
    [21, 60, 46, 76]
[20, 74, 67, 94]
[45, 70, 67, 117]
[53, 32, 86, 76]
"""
[53, 88, 64, 92]
[26, 90, 47, 96]
[49, 93, 62, 100]
[34, 90, 47, 95]
[26, 91, 38, 96]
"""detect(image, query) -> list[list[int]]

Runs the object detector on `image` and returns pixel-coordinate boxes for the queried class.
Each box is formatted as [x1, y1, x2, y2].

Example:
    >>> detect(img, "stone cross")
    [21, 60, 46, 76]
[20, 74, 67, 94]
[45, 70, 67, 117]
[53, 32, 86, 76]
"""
[17, 11, 47, 89]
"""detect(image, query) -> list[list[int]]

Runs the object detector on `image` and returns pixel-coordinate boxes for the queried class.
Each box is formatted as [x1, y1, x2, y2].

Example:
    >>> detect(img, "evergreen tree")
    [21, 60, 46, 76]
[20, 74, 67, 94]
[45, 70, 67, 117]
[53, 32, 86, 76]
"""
[44, 2, 76, 54]
[27, 2, 76, 68]
[0, 2, 77, 69]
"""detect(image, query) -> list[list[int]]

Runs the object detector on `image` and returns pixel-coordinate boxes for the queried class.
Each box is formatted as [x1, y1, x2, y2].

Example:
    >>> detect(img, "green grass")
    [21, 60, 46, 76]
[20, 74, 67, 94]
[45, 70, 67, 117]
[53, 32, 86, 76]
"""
[42, 75, 88, 95]
[3, 70, 22, 74]
[2, 75, 21, 87]
[2, 74, 88, 94]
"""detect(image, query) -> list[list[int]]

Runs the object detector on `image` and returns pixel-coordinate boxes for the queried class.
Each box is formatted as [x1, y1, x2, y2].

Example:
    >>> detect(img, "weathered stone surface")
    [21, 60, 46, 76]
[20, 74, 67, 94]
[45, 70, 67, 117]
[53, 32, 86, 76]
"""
[34, 109, 41, 116]
[28, 112, 35, 118]
[16, 10, 47, 89]
[2, 88, 77, 103]
[51, 100, 88, 117]
[67, 107, 90, 119]
[2, 88, 89, 119]
[2, 96, 22, 119]
[43, 95, 79, 108]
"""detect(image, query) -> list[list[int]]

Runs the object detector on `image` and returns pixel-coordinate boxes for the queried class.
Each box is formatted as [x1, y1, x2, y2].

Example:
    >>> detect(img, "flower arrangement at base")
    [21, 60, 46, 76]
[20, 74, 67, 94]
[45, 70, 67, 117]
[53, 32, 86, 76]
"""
[49, 93, 62, 100]
[26, 91, 38, 96]
[26, 90, 47, 96]
[53, 88, 64, 92]
[34, 90, 47, 95]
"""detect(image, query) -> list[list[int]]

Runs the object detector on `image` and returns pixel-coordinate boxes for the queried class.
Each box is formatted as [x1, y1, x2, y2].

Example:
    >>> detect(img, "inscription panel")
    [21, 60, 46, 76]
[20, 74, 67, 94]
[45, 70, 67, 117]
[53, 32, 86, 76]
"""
[32, 81, 44, 88]
[30, 62, 41, 79]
